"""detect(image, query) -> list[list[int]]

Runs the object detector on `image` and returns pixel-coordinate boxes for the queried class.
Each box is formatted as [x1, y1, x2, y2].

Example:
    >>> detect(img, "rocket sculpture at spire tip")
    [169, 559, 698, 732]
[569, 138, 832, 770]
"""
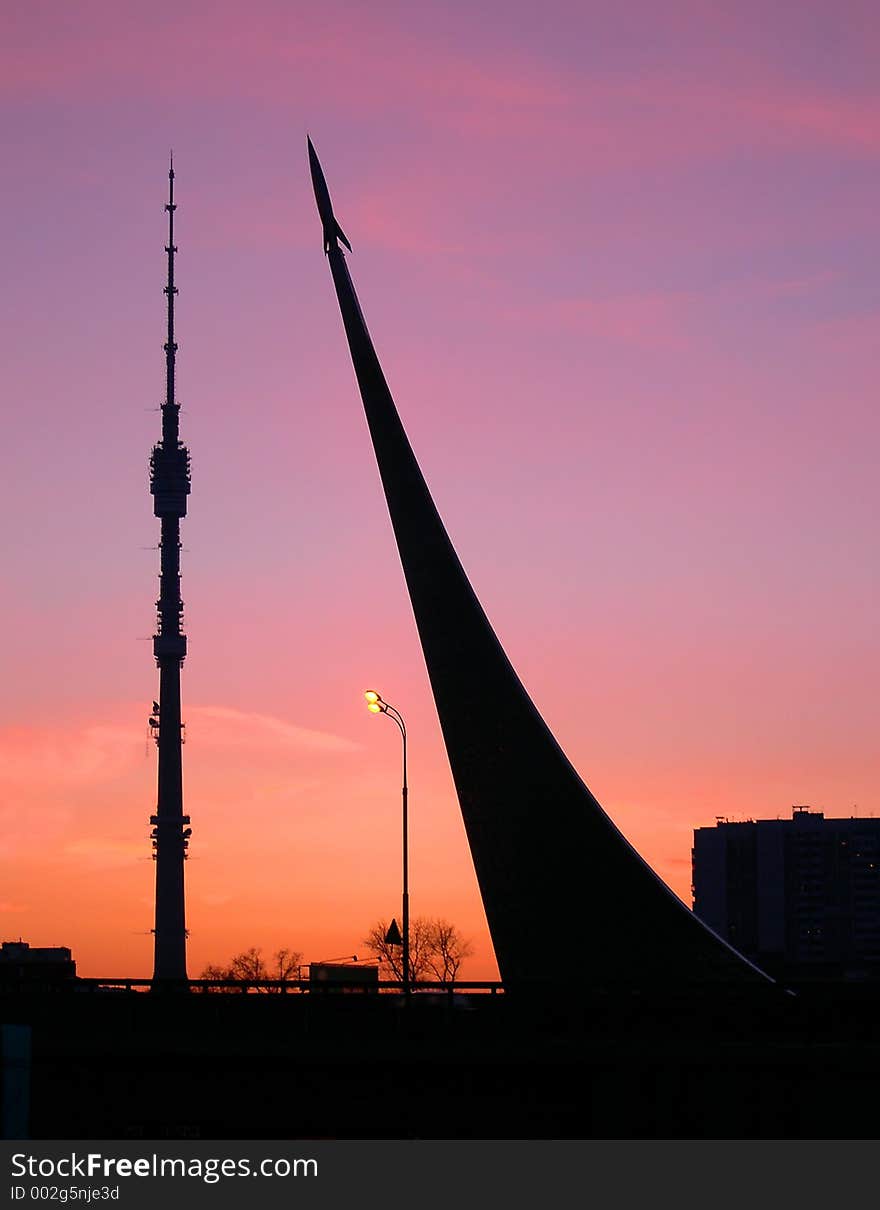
[307, 136, 352, 255]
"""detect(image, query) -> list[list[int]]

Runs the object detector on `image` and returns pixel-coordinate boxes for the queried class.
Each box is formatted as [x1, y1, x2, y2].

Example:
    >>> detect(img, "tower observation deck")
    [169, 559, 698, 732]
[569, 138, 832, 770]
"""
[148, 159, 192, 983]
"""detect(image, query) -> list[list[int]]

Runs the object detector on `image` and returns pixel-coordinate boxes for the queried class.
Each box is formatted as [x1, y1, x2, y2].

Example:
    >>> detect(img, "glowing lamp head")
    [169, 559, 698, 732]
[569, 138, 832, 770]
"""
[364, 690, 380, 704]
[367, 702, 382, 714]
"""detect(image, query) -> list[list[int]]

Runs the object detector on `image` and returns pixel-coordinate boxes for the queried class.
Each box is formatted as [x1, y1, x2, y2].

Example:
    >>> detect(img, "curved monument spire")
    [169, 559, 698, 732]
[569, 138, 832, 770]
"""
[309, 138, 770, 989]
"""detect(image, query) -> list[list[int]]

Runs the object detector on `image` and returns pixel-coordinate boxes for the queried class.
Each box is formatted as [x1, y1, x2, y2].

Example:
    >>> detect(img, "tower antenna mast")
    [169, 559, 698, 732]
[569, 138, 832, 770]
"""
[149, 155, 192, 983]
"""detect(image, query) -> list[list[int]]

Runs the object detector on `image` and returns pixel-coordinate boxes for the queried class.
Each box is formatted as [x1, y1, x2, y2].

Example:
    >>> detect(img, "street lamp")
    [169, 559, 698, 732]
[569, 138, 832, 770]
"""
[364, 690, 409, 995]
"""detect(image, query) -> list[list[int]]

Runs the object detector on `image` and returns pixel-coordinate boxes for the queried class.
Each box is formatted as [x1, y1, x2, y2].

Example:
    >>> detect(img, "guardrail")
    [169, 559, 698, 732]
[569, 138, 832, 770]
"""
[68, 978, 505, 995]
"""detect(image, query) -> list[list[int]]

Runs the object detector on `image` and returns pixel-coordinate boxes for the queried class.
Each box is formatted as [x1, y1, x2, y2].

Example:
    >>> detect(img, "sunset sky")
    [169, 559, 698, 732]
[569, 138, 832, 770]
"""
[1, 1, 878, 979]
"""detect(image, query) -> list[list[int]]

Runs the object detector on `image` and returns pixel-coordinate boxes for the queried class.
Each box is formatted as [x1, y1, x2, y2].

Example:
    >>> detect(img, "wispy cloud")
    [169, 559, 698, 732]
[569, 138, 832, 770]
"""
[6, 5, 876, 163]
[0, 721, 142, 787]
[0, 704, 358, 789]
[186, 705, 360, 753]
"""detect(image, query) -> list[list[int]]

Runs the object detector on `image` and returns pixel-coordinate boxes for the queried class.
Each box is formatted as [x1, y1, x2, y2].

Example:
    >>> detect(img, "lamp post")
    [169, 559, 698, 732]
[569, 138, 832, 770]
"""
[365, 690, 409, 995]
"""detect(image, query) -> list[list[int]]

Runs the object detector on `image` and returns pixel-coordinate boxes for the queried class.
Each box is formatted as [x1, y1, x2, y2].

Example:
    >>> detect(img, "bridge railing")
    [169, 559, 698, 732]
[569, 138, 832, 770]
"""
[68, 978, 506, 996]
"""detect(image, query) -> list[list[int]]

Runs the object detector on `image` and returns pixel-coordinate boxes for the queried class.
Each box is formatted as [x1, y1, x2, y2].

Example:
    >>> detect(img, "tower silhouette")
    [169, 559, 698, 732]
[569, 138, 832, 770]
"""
[149, 159, 191, 983]
[309, 138, 770, 990]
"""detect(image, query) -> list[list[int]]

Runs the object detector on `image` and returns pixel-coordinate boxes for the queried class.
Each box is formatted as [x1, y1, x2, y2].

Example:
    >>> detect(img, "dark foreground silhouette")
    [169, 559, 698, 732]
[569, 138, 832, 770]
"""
[5, 979, 880, 1139]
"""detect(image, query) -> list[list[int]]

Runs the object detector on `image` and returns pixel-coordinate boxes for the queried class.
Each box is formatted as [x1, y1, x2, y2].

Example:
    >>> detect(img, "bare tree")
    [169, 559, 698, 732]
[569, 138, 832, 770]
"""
[361, 918, 430, 983]
[228, 947, 269, 982]
[424, 919, 474, 983]
[198, 962, 233, 992]
[272, 947, 302, 982]
[363, 917, 474, 985]
[200, 946, 303, 992]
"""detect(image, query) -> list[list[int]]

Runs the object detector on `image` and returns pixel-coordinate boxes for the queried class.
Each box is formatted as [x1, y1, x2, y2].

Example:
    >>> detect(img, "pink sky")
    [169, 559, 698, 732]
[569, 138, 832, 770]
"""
[1, 0, 878, 979]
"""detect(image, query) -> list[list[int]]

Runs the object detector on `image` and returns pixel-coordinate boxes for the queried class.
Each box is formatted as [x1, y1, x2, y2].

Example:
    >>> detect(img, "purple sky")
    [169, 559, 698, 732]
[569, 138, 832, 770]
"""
[1, 1, 878, 977]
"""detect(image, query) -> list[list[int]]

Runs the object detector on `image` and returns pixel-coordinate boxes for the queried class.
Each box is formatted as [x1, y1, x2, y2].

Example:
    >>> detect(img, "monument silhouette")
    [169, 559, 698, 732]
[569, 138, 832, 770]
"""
[309, 137, 770, 990]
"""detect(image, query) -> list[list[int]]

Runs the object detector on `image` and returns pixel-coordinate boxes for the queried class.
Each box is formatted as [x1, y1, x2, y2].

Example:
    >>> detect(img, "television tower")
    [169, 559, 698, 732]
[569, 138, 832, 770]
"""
[148, 158, 192, 982]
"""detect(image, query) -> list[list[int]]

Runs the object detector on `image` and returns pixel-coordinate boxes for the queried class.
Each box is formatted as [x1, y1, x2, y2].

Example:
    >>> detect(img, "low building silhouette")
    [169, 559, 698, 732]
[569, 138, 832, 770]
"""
[308, 962, 378, 992]
[693, 806, 880, 982]
[0, 940, 76, 985]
